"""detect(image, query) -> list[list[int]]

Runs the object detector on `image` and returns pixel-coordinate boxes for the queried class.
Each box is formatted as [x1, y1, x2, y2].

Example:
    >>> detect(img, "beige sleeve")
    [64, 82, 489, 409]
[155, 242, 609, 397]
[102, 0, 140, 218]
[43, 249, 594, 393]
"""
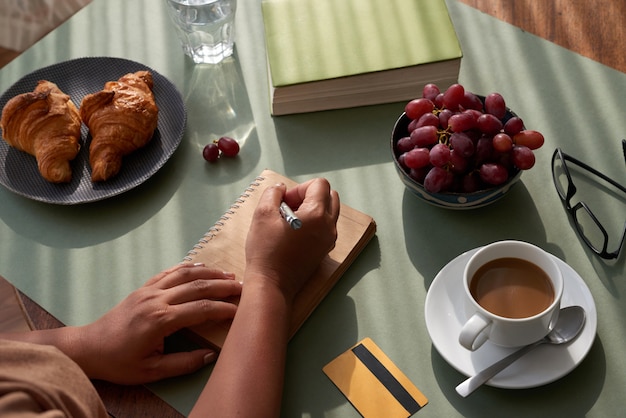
[0, 339, 108, 418]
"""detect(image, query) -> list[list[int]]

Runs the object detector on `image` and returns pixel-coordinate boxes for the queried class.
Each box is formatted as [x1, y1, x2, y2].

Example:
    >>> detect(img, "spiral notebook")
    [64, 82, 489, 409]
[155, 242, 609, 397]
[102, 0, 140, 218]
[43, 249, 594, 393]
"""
[181, 169, 376, 349]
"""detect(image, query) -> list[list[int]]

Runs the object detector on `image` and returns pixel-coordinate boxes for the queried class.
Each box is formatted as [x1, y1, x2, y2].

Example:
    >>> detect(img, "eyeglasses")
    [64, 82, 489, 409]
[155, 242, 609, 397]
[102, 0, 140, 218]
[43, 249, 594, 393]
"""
[551, 140, 626, 259]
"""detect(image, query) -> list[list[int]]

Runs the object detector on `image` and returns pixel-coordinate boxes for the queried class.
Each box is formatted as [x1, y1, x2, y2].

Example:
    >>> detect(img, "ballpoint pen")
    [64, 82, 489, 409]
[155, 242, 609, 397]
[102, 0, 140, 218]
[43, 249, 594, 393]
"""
[279, 201, 302, 230]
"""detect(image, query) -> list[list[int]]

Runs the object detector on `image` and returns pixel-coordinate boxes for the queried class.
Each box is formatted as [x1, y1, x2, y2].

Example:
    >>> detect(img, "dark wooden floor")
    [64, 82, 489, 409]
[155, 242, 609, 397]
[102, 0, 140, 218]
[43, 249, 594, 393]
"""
[458, 0, 626, 74]
[2, 1, 625, 73]
[0, 48, 20, 69]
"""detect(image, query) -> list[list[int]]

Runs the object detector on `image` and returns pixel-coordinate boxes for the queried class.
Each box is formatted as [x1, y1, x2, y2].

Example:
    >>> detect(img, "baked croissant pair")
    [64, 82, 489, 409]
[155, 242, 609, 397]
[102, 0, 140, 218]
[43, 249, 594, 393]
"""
[0, 71, 158, 183]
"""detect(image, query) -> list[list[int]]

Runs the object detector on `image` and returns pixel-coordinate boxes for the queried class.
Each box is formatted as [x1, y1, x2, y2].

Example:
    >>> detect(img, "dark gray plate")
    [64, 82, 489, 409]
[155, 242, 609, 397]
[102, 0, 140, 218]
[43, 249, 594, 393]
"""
[0, 57, 186, 204]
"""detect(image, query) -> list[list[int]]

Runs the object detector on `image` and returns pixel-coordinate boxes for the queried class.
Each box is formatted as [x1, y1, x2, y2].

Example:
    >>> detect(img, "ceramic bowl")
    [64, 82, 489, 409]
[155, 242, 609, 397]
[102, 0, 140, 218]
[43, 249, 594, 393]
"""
[391, 105, 522, 210]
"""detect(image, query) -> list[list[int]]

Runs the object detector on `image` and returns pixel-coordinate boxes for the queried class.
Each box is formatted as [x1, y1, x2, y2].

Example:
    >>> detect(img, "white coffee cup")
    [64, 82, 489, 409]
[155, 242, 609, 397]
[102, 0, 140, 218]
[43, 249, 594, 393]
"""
[459, 240, 563, 351]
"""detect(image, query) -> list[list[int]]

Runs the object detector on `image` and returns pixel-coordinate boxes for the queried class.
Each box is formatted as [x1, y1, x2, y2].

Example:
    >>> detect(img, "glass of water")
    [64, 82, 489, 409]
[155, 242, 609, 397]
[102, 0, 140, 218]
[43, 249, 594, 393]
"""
[165, 0, 237, 64]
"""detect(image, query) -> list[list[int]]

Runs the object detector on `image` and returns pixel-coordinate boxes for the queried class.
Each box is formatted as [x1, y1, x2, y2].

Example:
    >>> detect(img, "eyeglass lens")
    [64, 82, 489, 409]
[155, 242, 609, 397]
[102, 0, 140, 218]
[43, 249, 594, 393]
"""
[552, 154, 570, 200]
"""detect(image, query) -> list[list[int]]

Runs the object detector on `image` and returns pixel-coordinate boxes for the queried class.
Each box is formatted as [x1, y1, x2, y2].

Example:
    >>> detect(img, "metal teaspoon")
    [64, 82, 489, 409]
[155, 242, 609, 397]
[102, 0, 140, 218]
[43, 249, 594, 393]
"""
[455, 305, 586, 397]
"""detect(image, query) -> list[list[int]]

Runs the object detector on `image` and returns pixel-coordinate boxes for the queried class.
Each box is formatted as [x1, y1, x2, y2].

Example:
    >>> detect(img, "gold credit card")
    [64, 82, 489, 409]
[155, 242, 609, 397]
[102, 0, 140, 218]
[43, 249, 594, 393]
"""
[323, 338, 428, 417]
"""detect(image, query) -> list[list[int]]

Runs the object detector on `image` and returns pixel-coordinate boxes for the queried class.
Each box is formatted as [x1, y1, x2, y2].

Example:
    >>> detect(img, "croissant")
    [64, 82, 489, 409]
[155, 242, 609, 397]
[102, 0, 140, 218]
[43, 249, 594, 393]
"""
[79, 71, 159, 182]
[0, 80, 82, 183]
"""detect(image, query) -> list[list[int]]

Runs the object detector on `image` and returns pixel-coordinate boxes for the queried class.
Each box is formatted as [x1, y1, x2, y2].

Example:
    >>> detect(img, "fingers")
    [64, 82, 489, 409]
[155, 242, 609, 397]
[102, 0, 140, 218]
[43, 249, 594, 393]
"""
[254, 182, 287, 221]
[144, 263, 207, 287]
[164, 264, 237, 287]
[255, 178, 338, 225]
[149, 264, 237, 290]
[158, 267, 242, 330]
[159, 265, 240, 295]
[143, 263, 187, 286]
[135, 265, 242, 334]
[165, 298, 239, 334]
[284, 178, 339, 218]
[166, 278, 242, 307]
[284, 178, 327, 208]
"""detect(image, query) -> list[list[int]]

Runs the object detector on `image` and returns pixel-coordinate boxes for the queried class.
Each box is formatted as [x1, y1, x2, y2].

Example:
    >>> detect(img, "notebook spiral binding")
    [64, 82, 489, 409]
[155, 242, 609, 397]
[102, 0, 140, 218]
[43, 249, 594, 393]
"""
[182, 175, 265, 262]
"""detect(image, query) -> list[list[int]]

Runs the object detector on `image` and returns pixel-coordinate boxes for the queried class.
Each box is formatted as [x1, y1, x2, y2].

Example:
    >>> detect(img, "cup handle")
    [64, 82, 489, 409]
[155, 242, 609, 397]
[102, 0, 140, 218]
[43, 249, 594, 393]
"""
[459, 313, 492, 351]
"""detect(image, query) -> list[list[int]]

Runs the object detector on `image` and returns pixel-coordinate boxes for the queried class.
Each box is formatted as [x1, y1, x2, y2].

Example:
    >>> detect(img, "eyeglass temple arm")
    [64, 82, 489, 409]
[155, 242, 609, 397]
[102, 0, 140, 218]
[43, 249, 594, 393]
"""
[622, 139, 626, 166]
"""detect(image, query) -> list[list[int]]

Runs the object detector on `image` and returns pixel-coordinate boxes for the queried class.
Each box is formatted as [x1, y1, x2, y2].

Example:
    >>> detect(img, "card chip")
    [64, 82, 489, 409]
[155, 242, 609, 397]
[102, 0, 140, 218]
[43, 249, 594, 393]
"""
[323, 337, 428, 417]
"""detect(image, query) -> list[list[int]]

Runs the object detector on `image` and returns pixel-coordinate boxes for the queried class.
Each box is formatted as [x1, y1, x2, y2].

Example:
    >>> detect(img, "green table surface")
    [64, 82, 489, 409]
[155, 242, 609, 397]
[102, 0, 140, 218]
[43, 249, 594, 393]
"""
[1, 0, 625, 416]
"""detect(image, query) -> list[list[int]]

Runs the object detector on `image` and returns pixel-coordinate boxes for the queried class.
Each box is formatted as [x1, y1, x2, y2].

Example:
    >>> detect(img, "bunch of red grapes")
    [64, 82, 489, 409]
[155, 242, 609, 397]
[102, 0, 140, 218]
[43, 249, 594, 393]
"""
[394, 83, 544, 194]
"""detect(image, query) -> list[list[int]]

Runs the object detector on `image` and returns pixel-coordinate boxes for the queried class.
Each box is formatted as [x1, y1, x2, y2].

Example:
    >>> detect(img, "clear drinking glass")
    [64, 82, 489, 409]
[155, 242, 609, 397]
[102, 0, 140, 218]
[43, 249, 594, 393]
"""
[165, 0, 237, 64]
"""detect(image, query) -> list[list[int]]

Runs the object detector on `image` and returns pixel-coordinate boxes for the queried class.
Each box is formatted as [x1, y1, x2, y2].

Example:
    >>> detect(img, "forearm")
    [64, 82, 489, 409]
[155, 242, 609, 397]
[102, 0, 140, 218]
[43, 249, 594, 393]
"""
[190, 279, 292, 418]
[0, 326, 92, 372]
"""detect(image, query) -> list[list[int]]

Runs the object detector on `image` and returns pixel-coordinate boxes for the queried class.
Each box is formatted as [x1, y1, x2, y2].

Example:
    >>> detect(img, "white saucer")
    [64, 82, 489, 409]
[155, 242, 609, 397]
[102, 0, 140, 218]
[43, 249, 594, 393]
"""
[424, 247, 597, 389]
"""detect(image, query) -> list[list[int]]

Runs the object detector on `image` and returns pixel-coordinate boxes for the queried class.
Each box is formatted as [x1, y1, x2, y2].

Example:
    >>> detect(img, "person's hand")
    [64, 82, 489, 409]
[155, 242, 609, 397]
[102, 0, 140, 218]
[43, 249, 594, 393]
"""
[74, 264, 242, 384]
[244, 178, 340, 302]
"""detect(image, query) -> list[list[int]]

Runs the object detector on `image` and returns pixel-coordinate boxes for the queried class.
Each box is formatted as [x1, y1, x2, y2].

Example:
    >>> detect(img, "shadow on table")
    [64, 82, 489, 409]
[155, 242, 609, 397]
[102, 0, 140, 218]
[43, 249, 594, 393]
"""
[0, 137, 188, 248]
[431, 335, 606, 417]
[274, 102, 404, 176]
[181, 50, 260, 187]
[400, 181, 562, 290]
[282, 236, 382, 416]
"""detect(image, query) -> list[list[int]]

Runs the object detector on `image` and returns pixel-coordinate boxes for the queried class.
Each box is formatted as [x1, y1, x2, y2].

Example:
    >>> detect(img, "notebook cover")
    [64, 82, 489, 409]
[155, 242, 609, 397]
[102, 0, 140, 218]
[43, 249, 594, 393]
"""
[262, 0, 462, 87]
[181, 169, 376, 349]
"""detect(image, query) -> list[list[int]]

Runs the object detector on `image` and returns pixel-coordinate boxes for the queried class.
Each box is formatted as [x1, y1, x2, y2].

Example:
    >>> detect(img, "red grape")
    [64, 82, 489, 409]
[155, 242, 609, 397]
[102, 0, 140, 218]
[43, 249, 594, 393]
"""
[405, 98, 435, 120]
[430, 143, 451, 167]
[438, 109, 453, 128]
[433, 93, 445, 108]
[217, 136, 240, 157]
[424, 166, 451, 193]
[461, 91, 483, 111]
[409, 167, 429, 183]
[475, 136, 494, 163]
[479, 163, 509, 185]
[512, 145, 536, 169]
[404, 148, 431, 169]
[503, 116, 524, 136]
[449, 132, 474, 158]
[493, 133, 513, 152]
[203, 143, 220, 162]
[449, 149, 469, 173]
[477, 113, 503, 135]
[410, 125, 438, 147]
[408, 118, 419, 132]
[422, 83, 440, 101]
[448, 110, 477, 132]
[462, 172, 481, 193]
[443, 83, 465, 110]
[415, 112, 440, 128]
[485, 92, 506, 119]
[396, 136, 415, 153]
[497, 150, 514, 170]
[513, 130, 544, 150]
[398, 153, 406, 167]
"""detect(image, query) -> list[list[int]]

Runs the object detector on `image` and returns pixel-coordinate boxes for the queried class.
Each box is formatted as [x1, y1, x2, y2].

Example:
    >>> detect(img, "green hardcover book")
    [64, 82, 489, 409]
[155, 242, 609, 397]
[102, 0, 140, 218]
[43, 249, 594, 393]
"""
[262, 0, 462, 115]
